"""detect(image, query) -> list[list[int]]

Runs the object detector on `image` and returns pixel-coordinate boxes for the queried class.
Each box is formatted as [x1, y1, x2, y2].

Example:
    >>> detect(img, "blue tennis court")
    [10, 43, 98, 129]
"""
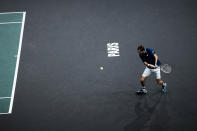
[0, 12, 26, 114]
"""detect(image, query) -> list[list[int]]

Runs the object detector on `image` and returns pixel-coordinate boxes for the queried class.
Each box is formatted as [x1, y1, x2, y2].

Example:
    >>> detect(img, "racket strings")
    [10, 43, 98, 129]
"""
[161, 64, 172, 73]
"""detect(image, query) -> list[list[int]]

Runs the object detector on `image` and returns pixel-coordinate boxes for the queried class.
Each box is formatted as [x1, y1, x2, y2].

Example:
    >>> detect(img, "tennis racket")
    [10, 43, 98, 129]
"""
[160, 64, 172, 73]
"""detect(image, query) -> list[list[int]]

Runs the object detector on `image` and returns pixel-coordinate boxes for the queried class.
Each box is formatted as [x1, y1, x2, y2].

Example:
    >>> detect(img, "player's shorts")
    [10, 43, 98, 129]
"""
[142, 66, 161, 79]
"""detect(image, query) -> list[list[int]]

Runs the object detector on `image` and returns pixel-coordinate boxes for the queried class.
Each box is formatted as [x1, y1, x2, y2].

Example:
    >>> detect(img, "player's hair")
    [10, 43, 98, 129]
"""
[137, 45, 145, 51]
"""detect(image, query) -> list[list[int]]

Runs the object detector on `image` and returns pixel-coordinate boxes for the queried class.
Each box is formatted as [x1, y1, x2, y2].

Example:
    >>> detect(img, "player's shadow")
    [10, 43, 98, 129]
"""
[124, 91, 170, 131]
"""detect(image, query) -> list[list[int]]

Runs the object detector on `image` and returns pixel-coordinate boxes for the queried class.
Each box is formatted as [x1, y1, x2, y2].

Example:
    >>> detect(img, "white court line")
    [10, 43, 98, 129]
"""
[0, 97, 11, 115]
[8, 12, 26, 114]
[0, 113, 11, 115]
[0, 12, 25, 15]
[0, 22, 22, 24]
[0, 97, 11, 100]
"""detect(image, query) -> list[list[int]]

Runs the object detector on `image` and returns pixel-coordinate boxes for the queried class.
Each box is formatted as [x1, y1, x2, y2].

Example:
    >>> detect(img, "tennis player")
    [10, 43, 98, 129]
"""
[137, 45, 167, 94]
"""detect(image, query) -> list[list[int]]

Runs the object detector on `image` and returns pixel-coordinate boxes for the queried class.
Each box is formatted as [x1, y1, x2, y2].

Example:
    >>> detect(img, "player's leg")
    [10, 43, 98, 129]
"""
[136, 67, 151, 94]
[156, 79, 167, 87]
[141, 67, 151, 87]
[140, 76, 146, 87]
[156, 79, 167, 92]
[154, 67, 167, 92]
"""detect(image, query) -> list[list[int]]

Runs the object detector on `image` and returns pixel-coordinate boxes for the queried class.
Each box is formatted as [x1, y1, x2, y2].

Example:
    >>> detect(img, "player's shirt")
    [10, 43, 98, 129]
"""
[139, 48, 161, 68]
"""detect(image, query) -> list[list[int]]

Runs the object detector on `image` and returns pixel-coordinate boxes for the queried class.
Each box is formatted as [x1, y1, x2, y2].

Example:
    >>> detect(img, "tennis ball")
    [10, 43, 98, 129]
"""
[100, 67, 104, 70]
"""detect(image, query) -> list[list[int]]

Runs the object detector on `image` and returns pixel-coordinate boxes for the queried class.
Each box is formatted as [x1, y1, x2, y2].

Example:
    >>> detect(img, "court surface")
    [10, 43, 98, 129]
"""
[0, 12, 26, 114]
[0, 0, 197, 131]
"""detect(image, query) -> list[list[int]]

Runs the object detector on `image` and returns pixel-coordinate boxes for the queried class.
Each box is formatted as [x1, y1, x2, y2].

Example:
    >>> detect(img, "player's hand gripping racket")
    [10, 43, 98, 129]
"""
[160, 64, 172, 73]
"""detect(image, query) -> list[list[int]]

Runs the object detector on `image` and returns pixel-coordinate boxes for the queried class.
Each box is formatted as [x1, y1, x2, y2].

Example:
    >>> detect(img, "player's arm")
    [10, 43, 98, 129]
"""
[144, 62, 155, 68]
[145, 48, 157, 68]
[154, 53, 158, 67]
